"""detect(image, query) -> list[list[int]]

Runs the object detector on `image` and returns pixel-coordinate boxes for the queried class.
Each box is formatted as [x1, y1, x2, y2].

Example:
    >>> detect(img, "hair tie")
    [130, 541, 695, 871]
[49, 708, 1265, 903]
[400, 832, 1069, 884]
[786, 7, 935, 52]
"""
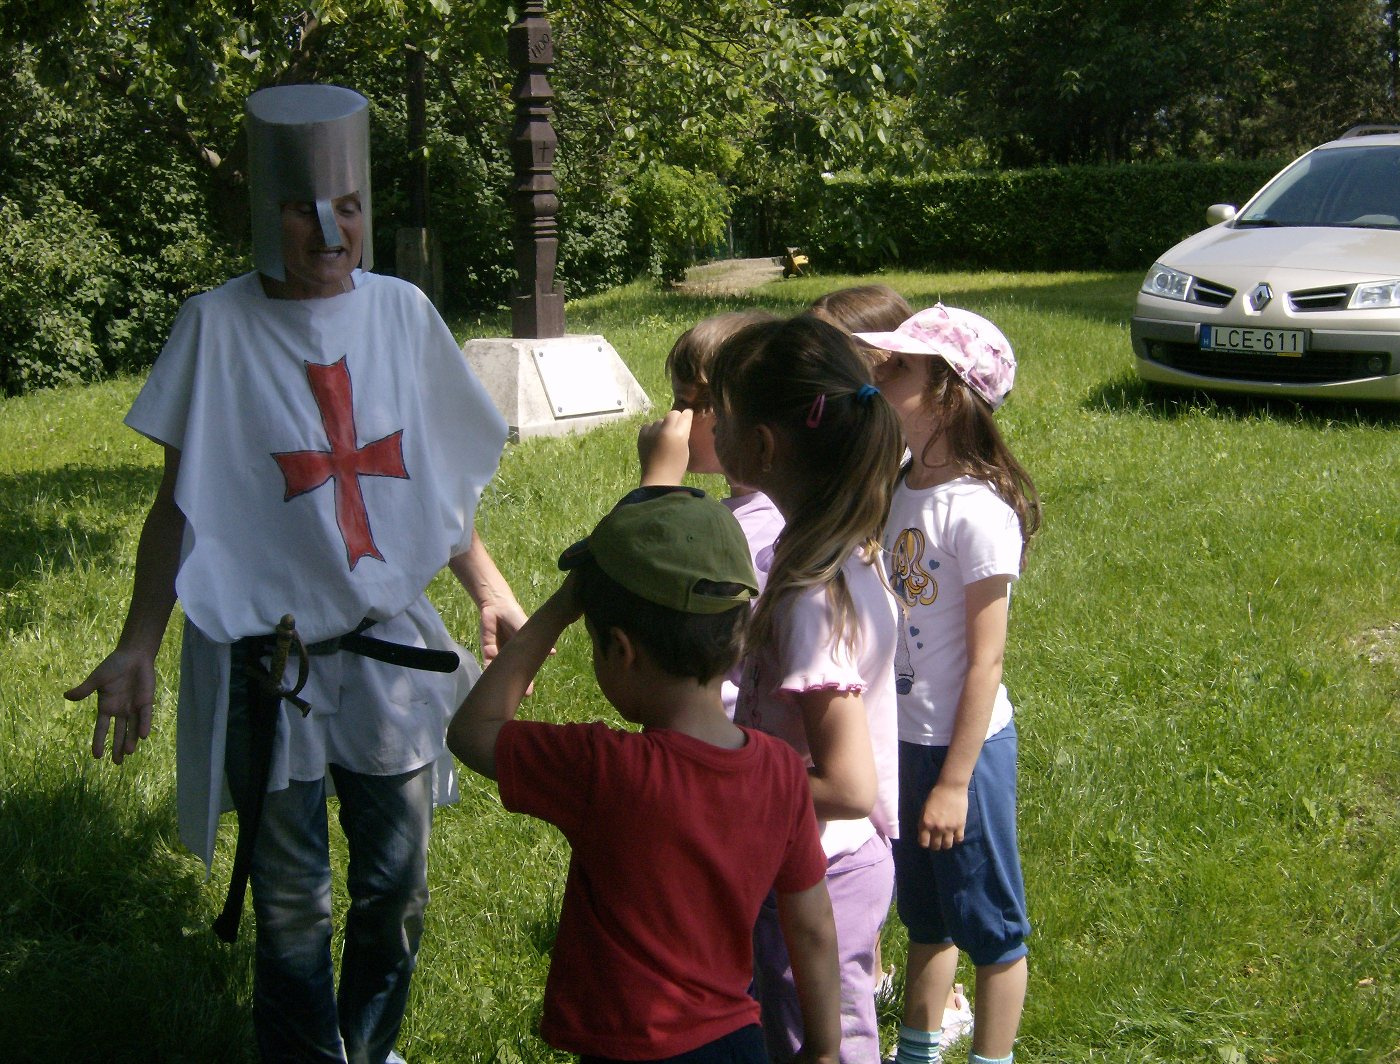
[805, 393, 827, 428]
[856, 383, 880, 403]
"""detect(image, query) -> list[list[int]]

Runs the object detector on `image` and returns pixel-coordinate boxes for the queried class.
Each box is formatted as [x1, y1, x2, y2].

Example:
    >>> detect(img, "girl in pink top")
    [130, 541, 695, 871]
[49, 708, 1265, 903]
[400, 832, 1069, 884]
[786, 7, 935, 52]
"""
[708, 314, 904, 1064]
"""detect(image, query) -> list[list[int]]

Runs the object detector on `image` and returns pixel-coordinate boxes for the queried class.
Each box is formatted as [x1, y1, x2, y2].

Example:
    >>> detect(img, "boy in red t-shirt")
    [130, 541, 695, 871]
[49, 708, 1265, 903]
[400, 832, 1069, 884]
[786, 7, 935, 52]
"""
[448, 486, 840, 1063]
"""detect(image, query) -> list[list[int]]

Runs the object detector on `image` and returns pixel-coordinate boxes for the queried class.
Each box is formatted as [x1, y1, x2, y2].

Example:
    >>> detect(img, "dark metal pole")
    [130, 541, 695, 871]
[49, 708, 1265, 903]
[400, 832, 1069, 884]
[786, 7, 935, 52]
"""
[508, 0, 565, 339]
[407, 44, 429, 229]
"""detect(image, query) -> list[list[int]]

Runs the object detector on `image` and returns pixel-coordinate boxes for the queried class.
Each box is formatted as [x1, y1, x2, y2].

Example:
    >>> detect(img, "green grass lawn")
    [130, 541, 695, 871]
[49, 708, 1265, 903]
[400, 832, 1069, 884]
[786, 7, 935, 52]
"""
[2, 270, 1396, 1062]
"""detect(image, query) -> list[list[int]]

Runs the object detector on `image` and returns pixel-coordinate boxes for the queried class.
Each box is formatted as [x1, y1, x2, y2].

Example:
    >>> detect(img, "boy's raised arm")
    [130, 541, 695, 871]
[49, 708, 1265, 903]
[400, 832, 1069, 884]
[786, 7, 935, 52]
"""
[777, 879, 842, 1064]
[636, 407, 692, 486]
[446, 576, 581, 780]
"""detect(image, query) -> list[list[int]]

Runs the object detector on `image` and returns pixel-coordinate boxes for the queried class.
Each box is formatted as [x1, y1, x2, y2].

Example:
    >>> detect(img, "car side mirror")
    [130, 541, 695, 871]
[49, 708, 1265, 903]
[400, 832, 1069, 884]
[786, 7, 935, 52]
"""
[1206, 203, 1237, 225]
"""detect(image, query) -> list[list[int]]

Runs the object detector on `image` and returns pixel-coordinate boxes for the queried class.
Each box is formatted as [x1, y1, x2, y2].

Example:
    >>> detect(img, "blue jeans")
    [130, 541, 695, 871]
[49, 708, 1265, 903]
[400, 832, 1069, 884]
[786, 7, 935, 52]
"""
[225, 692, 432, 1064]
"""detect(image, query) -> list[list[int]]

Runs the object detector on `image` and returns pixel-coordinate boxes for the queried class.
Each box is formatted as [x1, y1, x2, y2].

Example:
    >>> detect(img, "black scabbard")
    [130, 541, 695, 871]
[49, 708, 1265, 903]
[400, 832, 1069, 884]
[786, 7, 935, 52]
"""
[212, 641, 281, 943]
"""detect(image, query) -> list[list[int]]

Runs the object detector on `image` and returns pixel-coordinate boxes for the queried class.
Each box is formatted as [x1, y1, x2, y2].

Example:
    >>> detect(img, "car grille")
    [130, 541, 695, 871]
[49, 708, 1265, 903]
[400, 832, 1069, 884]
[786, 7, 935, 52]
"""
[1143, 342, 1392, 383]
[1188, 279, 1234, 307]
[1289, 285, 1353, 311]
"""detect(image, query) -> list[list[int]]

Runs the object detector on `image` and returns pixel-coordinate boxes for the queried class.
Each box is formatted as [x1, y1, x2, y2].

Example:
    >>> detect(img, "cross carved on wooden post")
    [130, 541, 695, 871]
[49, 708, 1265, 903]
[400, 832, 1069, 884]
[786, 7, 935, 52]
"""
[509, 0, 565, 339]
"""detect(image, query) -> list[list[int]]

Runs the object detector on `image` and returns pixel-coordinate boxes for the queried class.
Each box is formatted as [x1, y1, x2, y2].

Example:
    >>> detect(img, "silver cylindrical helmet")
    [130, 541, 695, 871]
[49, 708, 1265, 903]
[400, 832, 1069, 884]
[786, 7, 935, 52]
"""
[246, 84, 373, 280]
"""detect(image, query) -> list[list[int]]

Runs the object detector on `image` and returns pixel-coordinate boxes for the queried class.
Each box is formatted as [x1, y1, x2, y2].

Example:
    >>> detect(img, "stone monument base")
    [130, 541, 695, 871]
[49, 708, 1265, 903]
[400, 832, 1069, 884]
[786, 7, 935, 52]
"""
[464, 335, 650, 442]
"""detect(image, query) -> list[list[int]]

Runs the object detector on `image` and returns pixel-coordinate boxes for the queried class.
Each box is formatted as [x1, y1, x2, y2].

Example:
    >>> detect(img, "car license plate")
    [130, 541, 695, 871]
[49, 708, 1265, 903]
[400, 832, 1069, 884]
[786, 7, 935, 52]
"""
[1199, 325, 1306, 356]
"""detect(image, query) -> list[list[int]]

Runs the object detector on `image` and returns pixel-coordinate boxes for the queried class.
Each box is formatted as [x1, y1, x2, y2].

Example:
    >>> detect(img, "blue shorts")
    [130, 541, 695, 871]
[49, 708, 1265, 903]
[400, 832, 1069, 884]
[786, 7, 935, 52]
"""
[893, 723, 1030, 966]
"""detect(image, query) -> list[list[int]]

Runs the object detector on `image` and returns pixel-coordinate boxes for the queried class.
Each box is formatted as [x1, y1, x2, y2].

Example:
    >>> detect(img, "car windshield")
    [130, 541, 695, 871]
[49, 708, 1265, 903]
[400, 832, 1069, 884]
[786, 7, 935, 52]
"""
[1235, 144, 1400, 230]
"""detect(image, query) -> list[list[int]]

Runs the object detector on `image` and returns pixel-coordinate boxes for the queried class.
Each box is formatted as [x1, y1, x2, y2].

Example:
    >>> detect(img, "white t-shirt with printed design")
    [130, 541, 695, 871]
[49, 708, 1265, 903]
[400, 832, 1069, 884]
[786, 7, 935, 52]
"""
[883, 475, 1022, 746]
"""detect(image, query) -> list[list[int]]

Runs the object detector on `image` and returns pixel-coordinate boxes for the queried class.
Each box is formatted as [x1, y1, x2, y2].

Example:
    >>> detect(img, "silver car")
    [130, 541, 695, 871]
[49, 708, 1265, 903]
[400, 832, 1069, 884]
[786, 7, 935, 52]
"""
[1132, 127, 1400, 402]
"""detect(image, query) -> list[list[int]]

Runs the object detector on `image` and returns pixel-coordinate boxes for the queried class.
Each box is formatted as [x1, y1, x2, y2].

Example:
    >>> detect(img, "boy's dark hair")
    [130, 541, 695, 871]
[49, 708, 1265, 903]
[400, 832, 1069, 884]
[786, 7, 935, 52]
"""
[573, 557, 748, 684]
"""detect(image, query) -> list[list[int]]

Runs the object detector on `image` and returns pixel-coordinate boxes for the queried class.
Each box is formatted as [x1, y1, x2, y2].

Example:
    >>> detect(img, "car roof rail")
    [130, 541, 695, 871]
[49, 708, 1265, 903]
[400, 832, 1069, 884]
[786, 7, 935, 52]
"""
[1339, 123, 1400, 138]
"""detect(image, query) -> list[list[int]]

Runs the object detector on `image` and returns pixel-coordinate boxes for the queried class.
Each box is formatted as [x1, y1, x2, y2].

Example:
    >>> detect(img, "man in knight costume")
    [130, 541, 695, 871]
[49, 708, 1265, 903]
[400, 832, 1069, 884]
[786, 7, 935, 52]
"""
[66, 84, 522, 1064]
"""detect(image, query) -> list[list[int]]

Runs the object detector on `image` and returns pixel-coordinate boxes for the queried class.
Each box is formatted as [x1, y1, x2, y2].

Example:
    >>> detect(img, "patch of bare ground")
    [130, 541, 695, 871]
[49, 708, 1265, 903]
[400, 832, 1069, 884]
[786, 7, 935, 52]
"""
[1356, 622, 1400, 670]
[1354, 623, 1400, 723]
[673, 257, 785, 295]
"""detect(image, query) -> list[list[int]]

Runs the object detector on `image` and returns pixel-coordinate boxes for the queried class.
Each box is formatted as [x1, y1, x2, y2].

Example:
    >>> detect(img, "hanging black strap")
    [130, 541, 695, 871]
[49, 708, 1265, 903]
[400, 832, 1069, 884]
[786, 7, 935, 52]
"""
[212, 636, 282, 943]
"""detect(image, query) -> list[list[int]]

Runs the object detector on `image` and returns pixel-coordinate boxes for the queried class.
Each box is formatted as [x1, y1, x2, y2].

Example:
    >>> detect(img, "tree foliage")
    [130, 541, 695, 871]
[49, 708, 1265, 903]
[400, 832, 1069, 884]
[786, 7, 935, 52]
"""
[0, 190, 116, 393]
[923, 0, 1397, 166]
[1, 0, 1398, 393]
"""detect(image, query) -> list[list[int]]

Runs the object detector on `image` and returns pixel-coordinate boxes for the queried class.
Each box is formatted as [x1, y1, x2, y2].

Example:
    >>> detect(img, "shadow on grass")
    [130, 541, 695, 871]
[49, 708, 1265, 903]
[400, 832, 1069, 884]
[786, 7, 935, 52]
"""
[523, 910, 560, 959]
[567, 286, 784, 330]
[762, 272, 1143, 323]
[1084, 371, 1400, 427]
[898, 274, 1141, 323]
[556, 270, 1145, 332]
[0, 770, 253, 1061]
[0, 462, 157, 593]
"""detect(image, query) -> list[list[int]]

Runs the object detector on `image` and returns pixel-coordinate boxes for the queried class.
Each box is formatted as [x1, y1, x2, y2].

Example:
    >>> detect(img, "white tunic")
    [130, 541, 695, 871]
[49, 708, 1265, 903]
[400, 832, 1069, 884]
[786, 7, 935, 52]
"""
[127, 271, 507, 867]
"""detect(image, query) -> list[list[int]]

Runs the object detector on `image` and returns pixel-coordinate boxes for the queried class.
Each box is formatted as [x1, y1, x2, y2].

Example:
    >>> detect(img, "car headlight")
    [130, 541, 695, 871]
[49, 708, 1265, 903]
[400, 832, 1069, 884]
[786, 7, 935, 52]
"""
[1141, 263, 1193, 301]
[1349, 280, 1400, 309]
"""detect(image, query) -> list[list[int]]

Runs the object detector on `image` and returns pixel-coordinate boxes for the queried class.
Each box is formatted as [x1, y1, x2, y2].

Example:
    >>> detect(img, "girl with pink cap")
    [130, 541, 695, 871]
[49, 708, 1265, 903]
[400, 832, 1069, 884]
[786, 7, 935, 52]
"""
[857, 305, 1041, 1064]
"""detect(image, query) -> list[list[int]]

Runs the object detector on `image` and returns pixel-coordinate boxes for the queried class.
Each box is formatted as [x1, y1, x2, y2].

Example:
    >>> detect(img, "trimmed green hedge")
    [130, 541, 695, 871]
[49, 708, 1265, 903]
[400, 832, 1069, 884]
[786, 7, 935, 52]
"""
[786, 160, 1287, 274]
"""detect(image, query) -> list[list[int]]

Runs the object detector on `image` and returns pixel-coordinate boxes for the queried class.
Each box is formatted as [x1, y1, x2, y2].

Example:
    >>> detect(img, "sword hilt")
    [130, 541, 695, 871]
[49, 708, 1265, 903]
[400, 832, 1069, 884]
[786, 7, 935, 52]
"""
[256, 614, 311, 715]
[269, 614, 296, 684]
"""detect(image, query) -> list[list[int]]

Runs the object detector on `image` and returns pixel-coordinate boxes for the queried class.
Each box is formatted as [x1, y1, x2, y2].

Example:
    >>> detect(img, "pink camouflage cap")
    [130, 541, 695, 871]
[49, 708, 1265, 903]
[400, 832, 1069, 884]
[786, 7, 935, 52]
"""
[855, 303, 1016, 410]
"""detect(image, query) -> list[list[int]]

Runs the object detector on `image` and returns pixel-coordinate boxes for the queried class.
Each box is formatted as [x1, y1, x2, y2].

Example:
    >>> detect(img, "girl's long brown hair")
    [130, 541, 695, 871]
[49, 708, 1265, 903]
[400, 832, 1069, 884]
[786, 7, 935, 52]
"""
[809, 284, 913, 336]
[709, 315, 903, 650]
[917, 357, 1041, 558]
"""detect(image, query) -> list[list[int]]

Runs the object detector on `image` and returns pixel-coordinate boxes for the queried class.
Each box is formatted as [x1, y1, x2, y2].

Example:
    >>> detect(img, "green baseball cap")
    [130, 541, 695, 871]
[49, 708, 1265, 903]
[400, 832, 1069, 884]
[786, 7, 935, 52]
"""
[558, 486, 758, 614]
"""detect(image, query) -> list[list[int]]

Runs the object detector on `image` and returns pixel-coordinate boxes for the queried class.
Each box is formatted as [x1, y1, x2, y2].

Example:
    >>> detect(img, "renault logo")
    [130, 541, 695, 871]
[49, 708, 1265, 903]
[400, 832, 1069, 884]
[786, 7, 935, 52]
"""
[1249, 283, 1273, 312]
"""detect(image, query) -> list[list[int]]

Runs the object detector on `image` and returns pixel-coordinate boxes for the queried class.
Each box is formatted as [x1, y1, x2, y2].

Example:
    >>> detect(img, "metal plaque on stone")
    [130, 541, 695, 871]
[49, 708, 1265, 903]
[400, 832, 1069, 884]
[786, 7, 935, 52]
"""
[530, 339, 627, 418]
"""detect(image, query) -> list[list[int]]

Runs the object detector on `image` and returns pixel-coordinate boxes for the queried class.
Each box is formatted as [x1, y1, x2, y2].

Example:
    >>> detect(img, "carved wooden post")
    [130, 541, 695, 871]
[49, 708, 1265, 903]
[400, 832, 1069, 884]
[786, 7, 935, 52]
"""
[509, 0, 565, 338]
[464, 0, 648, 439]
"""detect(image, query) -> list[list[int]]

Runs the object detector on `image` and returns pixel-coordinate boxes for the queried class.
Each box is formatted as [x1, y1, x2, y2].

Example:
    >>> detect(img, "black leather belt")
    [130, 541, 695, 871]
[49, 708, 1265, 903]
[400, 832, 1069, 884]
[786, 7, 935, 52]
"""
[305, 618, 460, 673]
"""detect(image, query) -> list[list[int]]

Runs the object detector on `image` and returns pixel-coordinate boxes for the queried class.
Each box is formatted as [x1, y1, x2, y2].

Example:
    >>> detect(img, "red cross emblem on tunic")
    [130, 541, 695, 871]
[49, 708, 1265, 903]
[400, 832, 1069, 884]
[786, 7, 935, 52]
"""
[272, 356, 409, 570]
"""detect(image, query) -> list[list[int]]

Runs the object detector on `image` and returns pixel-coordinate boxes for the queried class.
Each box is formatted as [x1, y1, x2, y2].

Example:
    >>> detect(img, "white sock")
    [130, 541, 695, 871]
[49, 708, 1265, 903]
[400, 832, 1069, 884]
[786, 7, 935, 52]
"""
[896, 1024, 941, 1064]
